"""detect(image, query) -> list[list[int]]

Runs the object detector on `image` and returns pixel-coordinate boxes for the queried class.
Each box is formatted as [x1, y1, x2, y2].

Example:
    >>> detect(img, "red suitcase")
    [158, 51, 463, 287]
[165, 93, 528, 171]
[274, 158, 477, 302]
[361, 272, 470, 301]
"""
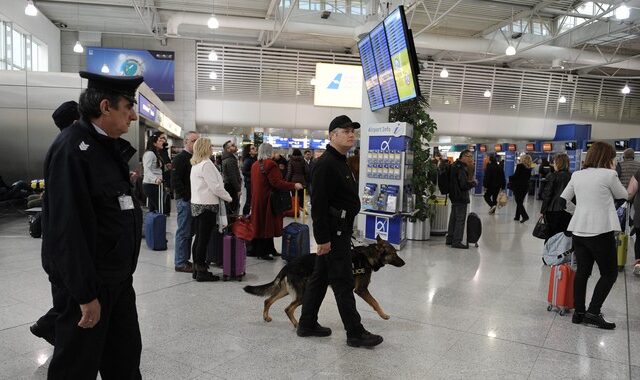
[547, 263, 575, 316]
[223, 234, 246, 281]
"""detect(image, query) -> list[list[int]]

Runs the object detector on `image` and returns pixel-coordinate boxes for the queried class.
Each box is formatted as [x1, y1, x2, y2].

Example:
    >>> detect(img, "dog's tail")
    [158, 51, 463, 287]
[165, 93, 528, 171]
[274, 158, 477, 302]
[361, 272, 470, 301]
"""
[243, 266, 288, 297]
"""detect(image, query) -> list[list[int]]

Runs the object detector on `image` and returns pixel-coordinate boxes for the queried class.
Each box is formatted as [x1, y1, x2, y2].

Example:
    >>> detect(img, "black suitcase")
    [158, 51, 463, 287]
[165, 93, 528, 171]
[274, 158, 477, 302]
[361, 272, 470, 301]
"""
[29, 211, 42, 238]
[467, 212, 482, 247]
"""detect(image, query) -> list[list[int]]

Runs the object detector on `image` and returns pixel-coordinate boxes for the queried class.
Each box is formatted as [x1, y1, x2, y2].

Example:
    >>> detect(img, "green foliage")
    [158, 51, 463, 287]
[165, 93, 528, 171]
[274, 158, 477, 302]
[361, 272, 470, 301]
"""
[388, 95, 438, 222]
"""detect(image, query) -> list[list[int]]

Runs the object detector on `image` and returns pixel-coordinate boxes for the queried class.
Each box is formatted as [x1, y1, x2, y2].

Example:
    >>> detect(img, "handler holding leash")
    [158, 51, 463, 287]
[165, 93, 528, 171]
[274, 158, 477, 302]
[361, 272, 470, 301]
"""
[297, 115, 383, 348]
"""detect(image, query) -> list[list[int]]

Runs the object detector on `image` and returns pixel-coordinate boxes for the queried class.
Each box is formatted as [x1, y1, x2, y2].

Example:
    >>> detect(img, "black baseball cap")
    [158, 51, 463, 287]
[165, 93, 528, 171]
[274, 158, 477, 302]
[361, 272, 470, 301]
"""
[329, 115, 360, 132]
[79, 71, 144, 103]
[52, 100, 79, 130]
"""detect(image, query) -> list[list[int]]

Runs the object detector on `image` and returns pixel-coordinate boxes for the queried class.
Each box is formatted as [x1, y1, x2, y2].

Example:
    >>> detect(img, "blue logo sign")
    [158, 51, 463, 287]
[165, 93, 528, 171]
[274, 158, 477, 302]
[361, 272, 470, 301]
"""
[327, 73, 342, 89]
[375, 216, 389, 240]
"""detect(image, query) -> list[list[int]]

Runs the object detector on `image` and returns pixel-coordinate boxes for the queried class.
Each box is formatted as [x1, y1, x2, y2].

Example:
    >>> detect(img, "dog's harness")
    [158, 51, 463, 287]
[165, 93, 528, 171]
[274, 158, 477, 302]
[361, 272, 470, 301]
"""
[352, 252, 367, 275]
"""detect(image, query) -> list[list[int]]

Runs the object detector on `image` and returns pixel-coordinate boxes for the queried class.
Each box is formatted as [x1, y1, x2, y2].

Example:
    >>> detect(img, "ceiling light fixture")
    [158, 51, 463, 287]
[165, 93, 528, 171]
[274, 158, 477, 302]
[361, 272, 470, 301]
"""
[505, 45, 516, 56]
[440, 68, 449, 78]
[558, 95, 567, 103]
[210, 85, 216, 91]
[208, 50, 218, 61]
[100, 64, 110, 74]
[310, 78, 317, 86]
[209, 71, 218, 80]
[622, 84, 631, 94]
[296, 90, 301, 96]
[444, 99, 450, 105]
[207, 0, 219, 29]
[484, 90, 492, 98]
[615, 5, 630, 20]
[73, 41, 84, 53]
[25, 0, 38, 16]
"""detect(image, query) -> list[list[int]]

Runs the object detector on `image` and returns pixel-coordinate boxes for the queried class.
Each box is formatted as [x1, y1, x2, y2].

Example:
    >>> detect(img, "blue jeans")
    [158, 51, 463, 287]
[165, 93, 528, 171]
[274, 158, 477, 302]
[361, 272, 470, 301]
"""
[175, 199, 193, 267]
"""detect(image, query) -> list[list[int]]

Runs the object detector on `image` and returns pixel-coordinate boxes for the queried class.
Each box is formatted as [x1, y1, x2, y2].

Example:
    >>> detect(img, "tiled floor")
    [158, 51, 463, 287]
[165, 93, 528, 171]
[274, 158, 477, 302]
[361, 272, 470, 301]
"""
[1, 196, 639, 379]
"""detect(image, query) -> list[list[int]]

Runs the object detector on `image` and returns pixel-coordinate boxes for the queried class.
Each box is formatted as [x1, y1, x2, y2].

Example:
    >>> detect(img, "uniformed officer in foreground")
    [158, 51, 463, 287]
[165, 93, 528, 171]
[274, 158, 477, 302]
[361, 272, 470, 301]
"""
[297, 115, 383, 348]
[41, 71, 144, 378]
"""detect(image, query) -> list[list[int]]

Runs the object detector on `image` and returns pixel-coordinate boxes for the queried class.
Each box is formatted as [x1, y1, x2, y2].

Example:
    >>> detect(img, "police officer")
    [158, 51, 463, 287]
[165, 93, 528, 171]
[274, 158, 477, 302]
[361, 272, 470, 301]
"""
[41, 71, 144, 379]
[297, 115, 383, 348]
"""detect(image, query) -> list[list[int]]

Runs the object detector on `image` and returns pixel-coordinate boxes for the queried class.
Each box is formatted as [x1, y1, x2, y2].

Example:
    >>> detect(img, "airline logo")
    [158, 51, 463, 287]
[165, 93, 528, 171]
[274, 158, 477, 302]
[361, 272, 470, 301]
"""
[327, 73, 342, 89]
[375, 216, 389, 240]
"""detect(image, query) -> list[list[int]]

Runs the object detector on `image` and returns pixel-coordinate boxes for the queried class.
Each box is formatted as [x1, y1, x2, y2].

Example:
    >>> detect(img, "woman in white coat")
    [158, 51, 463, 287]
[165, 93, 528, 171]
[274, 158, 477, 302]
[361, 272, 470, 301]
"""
[190, 137, 232, 282]
[561, 141, 629, 329]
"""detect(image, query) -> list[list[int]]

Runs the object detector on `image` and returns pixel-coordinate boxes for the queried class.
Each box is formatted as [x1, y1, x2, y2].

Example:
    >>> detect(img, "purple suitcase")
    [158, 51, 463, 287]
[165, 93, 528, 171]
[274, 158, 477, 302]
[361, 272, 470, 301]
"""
[223, 234, 246, 281]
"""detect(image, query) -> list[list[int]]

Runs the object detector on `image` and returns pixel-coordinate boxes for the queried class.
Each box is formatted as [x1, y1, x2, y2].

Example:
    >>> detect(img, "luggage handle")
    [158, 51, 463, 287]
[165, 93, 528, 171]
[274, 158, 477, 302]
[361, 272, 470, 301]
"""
[294, 188, 307, 224]
[158, 185, 164, 215]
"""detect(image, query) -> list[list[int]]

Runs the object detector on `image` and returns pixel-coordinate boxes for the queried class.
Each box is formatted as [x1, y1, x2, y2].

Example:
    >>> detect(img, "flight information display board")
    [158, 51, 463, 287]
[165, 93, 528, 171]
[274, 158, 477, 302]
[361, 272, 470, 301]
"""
[357, 35, 384, 111]
[384, 8, 417, 102]
[369, 23, 399, 107]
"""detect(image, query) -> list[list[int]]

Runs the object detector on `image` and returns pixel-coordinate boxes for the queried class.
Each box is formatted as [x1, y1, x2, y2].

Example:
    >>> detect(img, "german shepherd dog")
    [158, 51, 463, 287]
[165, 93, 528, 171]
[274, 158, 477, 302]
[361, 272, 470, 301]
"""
[243, 236, 405, 328]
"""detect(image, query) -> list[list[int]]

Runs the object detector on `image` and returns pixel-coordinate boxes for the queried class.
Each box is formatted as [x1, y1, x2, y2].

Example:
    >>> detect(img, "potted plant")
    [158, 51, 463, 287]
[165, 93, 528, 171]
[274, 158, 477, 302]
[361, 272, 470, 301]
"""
[388, 95, 438, 240]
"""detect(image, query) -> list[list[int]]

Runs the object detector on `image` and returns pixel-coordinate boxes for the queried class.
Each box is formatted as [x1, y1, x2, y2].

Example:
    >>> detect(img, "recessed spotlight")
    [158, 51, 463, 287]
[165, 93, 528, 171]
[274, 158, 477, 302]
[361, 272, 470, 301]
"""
[208, 51, 218, 61]
[444, 99, 450, 105]
[210, 85, 216, 91]
[440, 68, 449, 78]
[622, 85, 631, 94]
[296, 90, 301, 96]
[209, 71, 218, 80]
[505, 46, 516, 56]
[483, 90, 492, 98]
[558, 96, 567, 103]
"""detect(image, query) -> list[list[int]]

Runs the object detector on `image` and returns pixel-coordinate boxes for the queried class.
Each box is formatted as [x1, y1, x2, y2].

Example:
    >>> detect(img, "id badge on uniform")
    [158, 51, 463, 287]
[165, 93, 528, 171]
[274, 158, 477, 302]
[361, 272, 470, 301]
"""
[118, 195, 134, 210]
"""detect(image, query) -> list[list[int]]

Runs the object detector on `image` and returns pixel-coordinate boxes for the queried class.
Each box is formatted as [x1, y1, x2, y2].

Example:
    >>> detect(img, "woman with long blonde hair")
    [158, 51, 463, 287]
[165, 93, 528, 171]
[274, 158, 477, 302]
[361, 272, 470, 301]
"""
[509, 154, 533, 223]
[190, 138, 232, 281]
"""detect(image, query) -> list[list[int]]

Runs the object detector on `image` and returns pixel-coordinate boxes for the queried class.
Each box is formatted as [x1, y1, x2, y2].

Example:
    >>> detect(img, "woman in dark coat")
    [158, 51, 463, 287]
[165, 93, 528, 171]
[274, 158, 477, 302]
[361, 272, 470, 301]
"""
[241, 144, 257, 216]
[483, 154, 506, 214]
[540, 153, 572, 239]
[286, 149, 308, 210]
[509, 154, 533, 223]
[251, 143, 302, 260]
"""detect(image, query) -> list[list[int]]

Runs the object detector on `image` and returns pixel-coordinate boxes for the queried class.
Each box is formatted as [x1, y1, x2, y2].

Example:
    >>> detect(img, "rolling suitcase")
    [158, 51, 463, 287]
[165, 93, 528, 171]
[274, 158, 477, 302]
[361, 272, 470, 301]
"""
[617, 203, 629, 271]
[466, 212, 482, 247]
[281, 190, 311, 262]
[223, 234, 246, 281]
[144, 186, 167, 251]
[547, 262, 575, 316]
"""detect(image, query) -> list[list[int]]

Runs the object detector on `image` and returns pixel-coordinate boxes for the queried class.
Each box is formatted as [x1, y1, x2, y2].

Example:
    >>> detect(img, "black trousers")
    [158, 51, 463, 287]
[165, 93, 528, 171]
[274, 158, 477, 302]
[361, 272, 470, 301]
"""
[251, 237, 277, 258]
[572, 232, 618, 314]
[635, 228, 640, 261]
[193, 210, 216, 266]
[483, 187, 500, 207]
[513, 190, 529, 220]
[225, 183, 240, 216]
[142, 183, 159, 213]
[48, 278, 141, 380]
[35, 282, 65, 344]
[242, 181, 252, 216]
[298, 233, 364, 336]
[446, 203, 467, 244]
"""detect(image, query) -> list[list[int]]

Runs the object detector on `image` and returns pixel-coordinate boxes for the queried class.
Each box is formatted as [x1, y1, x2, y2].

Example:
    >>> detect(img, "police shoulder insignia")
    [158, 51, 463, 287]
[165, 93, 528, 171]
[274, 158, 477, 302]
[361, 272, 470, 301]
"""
[79, 141, 90, 151]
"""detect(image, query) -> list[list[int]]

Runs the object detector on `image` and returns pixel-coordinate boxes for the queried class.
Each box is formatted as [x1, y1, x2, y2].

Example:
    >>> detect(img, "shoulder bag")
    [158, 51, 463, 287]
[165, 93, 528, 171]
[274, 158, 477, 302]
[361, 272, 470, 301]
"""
[260, 161, 292, 215]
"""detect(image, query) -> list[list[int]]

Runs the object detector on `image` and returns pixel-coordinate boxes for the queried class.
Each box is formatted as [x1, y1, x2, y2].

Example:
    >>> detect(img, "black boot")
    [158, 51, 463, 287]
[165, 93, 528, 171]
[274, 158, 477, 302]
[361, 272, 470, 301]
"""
[194, 264, 220, 282]
[297, 323, 332, 337]
[572, 312, 585, 324]
[347, 329, 383, 348]
[583, 312, 616, 330]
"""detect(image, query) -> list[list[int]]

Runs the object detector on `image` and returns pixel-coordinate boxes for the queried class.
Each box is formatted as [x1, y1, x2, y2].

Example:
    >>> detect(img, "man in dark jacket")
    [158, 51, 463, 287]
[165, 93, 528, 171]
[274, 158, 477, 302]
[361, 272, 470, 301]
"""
[446, 150, 476, 249]
[171, 131, 199, 273]
[241, 144, 257, 216]
[41, 71, 144, 378]
[297, 115, 383, 348]
[222, 140, 242, 215]
[483, 154, 506, 214]
[158, 145, 172, 215]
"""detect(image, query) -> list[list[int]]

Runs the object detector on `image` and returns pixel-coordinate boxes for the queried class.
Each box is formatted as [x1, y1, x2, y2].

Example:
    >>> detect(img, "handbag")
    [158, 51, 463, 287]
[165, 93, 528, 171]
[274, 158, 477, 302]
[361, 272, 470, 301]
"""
[497, 191, 508, 208]
[532, 216, 549, 239]
[260, 161, 292, 215]
[231, 216, 254, 241]
[216, 198, 228, 233]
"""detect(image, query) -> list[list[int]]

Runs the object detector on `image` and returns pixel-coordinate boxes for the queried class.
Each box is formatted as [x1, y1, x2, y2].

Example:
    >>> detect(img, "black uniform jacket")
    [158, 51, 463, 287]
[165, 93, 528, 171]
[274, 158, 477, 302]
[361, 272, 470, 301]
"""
[311, 144, 360, 245]
[41, 119, 142, 305]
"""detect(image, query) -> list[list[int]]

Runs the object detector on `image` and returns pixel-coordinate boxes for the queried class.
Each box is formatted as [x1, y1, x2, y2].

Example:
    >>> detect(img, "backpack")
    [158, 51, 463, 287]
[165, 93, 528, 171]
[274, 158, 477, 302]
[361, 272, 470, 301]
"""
[29, 212, 42, 238]
[542, 232, 573, 266]
[437, 162, 451, 195]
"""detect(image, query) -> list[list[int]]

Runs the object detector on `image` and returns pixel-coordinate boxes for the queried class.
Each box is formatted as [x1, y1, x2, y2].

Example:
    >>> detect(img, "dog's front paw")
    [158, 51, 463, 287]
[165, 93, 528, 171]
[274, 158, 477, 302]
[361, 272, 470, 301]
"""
[264, 316, 272, 322]
[380, 313, 390, 320]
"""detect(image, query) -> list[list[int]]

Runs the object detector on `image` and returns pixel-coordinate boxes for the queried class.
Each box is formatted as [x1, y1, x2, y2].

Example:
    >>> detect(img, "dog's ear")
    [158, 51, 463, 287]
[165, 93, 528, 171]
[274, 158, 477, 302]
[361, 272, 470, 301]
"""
[376, 235, 383, 244]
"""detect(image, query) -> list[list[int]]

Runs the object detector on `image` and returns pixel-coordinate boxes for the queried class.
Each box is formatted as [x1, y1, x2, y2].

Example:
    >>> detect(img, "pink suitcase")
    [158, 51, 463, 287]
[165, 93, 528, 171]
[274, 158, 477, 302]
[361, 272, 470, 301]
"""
[223, 234, 246, 281]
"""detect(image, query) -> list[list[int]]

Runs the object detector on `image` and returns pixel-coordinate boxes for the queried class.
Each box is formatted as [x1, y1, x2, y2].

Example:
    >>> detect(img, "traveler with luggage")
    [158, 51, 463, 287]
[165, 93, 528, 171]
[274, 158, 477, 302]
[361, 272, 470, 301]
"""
[221, 140, 242, 216]
[250, 143, 302, 260]
[297, 115, 383, 348]
[286, 148, 308, 211]
[41, 71, 144, 378]
[510, 154, 533, 223]
[241, 144, 257, 216]
[446, 149, 476, 249]
[142, 131, 166, 212]
[171, 131, 199, 273]
[483, 153, 505, 214]
[561, 141, 629, 329]
[190, 137, 232, 282]
[540, 153, 572, 241]
[625, 169, 640, 275]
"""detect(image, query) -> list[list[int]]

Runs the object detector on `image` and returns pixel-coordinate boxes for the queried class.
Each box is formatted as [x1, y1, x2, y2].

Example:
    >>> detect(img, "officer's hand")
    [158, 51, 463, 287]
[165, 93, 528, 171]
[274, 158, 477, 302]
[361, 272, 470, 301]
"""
[294, 183, 303, 190]
[317, 242, 331, 256]
[78, 298, 101, 329]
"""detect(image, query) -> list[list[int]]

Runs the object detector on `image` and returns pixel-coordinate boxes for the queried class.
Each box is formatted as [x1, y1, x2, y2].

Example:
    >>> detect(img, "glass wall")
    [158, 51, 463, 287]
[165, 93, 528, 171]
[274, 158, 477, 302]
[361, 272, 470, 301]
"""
[0, 20, 48, 71]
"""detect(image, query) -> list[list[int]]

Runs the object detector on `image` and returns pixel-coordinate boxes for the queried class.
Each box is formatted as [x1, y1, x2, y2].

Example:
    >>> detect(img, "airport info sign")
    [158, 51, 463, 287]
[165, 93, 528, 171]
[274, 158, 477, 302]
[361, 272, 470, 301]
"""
[313, 63, 363, 108]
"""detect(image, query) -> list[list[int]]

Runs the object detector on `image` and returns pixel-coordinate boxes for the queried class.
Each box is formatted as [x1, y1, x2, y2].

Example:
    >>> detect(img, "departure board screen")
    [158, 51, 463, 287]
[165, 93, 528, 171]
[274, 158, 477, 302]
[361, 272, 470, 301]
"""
[357, 35, 384, 111]
[384, 8, 418, 102]
[369, 23, 399, 107]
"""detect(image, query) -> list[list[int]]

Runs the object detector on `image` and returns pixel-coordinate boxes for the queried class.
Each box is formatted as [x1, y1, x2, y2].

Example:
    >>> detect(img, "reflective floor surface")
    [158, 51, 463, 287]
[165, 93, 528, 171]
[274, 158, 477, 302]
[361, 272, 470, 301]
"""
[1, 196, 639, 379]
